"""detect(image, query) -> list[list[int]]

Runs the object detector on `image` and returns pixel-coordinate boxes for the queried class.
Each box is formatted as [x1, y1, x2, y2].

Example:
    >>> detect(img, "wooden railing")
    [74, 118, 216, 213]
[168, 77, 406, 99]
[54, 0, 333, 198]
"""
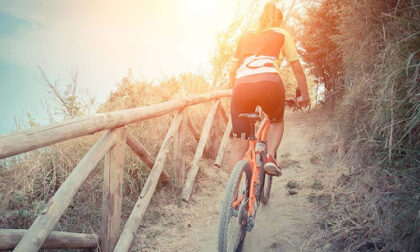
[0, 90, 233, 251]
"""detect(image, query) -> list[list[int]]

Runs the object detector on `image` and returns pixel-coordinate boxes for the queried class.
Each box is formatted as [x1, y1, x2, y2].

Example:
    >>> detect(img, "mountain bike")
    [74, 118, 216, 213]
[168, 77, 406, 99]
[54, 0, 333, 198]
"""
[218, 99, 297, 252]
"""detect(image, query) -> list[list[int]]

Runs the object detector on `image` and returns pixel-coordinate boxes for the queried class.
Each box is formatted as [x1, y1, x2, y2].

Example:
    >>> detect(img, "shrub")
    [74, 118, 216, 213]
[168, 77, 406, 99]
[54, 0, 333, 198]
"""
[300, 0, 420, 250]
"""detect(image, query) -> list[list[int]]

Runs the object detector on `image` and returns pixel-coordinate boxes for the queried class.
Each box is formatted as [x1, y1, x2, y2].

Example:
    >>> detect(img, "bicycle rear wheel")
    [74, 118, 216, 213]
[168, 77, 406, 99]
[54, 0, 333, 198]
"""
[218, 160, 252, 252]
[260, 172, 272, 205]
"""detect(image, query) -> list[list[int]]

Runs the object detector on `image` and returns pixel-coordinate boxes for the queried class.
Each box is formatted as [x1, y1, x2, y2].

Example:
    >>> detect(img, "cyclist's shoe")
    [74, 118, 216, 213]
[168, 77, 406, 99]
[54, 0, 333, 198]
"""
[264, 154, 282, 176]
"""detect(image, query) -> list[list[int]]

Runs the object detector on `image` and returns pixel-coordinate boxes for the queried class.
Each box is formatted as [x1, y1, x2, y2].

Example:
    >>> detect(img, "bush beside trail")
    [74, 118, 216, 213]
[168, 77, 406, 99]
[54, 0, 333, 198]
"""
[299, 0, 420, 250]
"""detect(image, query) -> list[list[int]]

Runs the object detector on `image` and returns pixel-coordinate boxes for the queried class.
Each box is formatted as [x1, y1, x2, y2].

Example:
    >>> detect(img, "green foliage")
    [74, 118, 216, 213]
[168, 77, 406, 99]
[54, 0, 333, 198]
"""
[298, 0, 343, 95]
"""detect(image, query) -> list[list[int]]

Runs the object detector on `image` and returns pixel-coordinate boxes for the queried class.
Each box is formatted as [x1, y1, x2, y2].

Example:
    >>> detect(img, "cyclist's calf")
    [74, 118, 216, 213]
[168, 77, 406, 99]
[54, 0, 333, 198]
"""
[227, 138, 248, 173]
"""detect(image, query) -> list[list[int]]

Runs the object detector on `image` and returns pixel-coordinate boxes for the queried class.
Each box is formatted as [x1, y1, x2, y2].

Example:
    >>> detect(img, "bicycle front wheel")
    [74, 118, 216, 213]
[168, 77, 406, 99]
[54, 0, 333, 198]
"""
[218, 160, 252, 252]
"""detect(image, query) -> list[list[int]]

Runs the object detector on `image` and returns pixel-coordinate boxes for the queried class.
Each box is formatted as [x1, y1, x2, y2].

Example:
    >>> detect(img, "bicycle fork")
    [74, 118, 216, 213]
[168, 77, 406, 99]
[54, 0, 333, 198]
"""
[246, 141, 267, 232]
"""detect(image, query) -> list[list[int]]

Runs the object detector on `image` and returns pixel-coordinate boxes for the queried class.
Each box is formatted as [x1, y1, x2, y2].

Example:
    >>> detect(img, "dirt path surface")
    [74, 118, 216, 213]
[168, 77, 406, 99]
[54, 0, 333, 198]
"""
[132, 110, 325, 251]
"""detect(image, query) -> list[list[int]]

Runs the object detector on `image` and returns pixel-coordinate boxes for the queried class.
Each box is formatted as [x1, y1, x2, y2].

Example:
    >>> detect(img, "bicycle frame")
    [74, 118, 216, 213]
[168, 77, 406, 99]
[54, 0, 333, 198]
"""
[241, 115, 270, 217]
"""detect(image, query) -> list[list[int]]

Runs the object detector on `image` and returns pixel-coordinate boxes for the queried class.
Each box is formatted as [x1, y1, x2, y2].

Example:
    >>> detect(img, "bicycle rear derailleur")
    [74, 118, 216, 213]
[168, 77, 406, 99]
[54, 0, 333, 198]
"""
[246, 216, 255, 232]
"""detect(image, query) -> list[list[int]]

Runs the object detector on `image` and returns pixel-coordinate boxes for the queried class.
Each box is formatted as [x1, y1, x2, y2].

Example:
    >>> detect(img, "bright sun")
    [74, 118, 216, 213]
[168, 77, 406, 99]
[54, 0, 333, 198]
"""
[185, 0, 216, 15]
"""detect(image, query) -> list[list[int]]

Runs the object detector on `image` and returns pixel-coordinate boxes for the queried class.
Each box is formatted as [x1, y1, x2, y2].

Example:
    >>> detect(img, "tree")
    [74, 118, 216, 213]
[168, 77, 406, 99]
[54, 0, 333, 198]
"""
[38, 66, 95, 120]
[297, 0, 344, 103]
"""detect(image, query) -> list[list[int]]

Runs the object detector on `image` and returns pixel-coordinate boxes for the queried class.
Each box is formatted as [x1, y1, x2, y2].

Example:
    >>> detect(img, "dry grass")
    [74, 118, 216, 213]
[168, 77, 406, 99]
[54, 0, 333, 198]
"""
[131, 159, 229, 252]
[0, 72, 227, 242]
[299, 0, 419, 250]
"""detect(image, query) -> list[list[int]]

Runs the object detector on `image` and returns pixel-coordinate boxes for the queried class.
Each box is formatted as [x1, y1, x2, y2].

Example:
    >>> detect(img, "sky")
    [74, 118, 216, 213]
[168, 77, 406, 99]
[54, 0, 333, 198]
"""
[0, 0, 247, 134]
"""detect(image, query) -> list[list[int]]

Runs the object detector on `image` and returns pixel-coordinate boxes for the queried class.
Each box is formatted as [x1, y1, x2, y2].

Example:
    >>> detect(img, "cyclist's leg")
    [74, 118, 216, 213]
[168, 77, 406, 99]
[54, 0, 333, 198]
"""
[229, 83, 257, 173]
[227, 138, 248, 173]
[267, 122, 284, 157]
[257, 81, 285, 159]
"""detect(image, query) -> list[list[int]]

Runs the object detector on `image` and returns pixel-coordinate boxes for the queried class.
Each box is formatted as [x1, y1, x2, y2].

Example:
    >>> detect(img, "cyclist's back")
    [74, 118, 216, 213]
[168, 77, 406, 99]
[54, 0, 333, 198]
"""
[228, 3, 310, 176]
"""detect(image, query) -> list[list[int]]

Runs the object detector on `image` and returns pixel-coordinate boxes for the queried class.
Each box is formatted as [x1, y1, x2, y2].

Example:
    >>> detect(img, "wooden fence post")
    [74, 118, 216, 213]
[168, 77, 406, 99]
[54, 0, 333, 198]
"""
[114, 110, 184, 251]
[204, 101, 225, 160]
[214, 117, 232, 168]
[13, 130, 118, 252]
[100, 127, 127, 252]
[173, 117, 187, 187]
[181, 101, 220, 201]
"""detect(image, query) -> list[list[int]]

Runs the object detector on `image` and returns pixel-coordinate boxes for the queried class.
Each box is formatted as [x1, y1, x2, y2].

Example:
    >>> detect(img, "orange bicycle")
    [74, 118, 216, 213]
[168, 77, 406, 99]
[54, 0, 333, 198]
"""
[218, 100, 297, 252]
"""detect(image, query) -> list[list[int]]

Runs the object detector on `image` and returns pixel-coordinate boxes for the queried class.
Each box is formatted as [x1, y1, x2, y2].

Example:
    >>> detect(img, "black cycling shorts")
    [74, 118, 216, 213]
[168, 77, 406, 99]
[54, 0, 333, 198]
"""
[230, 78, 285, 140]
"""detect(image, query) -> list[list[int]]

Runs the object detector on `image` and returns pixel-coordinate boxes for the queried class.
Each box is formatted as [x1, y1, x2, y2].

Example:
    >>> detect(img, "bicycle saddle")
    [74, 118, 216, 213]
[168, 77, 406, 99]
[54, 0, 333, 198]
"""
[239, 112, 262, 122]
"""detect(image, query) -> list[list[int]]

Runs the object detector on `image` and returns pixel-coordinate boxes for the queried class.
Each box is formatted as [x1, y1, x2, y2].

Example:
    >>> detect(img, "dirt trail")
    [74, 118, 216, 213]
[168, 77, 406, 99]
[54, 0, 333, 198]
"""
[132, 110, 325, 251]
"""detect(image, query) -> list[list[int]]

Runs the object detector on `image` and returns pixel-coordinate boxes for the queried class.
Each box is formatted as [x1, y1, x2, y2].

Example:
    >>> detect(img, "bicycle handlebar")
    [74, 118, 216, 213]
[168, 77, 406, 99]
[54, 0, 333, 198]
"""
[285, 99, 297, 107]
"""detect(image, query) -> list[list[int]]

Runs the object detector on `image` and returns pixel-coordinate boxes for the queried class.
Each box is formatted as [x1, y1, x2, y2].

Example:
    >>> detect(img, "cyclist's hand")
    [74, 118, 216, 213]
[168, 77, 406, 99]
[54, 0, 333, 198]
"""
[297, 96, 310, 107]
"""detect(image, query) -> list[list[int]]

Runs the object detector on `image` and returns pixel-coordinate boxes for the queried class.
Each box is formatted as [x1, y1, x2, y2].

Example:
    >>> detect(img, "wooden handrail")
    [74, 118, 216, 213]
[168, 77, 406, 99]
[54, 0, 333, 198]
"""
[1, 90, 234, 251]
[0, 90, 232, 159]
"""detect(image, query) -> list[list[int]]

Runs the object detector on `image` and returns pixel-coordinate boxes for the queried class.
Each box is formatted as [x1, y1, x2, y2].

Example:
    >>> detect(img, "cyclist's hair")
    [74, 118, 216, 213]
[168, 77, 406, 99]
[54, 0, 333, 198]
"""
[258, 3, 283, 32]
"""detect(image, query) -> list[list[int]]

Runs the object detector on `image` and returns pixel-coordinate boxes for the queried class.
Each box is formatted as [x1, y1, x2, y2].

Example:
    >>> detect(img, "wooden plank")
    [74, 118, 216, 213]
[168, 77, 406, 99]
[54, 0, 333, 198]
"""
[181, 101, 220, 202]
[100, 127, 127, 252]
[13, 130, 118, 252]
[0, 229, 98, 250]
[186, 116, 200, 143]
[219, 102, 229, 123]
[204, 101, 224, 160]
[126, 133, 170, 182]
[114, 110, 184, 252]
[0, 90, 232, 159]
[126, 133, 154, 168]
[173, 118, 187, 187]
[214, 117, 232, 167]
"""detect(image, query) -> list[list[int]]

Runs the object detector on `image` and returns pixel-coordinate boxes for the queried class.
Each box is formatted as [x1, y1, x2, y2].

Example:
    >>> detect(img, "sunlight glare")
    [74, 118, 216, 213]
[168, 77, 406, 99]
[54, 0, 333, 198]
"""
[185, 0, 215, 15]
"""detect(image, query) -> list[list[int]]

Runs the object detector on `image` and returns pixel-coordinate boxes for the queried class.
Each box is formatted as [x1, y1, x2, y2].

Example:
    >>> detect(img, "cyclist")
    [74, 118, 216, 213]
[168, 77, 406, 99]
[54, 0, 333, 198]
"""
[229, 3, 310, 176]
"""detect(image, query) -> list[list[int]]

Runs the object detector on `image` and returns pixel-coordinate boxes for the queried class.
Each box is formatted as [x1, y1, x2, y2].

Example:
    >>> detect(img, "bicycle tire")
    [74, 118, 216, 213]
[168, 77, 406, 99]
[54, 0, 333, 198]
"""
[260, 172, 272, 205]
[218, 160, 252, 252]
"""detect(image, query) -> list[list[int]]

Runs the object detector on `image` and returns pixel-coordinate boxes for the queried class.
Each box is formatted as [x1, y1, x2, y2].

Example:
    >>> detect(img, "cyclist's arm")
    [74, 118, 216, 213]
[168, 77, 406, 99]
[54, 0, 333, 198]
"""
[281, 30, 310, 104]
[290, 60, 310, 102]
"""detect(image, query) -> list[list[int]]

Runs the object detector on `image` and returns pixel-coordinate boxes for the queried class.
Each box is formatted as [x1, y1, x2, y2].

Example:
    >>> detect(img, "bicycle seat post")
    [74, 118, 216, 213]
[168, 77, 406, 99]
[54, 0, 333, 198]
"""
[249, 121, 256, 140]
[238, 112, 261, 140]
